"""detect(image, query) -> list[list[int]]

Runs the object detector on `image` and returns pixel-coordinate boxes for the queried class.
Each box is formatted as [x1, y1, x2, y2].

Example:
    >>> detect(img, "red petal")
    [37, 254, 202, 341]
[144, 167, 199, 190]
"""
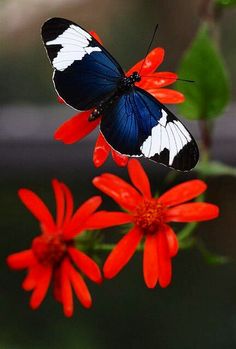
[64, 196, 102, 239]
[18, 189, 56, 232]
[157, 231, 172, 288]
[52, 179, 65, 229]
[93, 173, 142, 212]
[166, 203, 219, 222]
[111, 149, 129, 167]
[148, 88, 185, 104]
[128, 159, 151, 199]
[57, 96, 65, 104]
[93, 133, 110, 168]
[163, 225, 178, 257]
[68, 247, 102, 284]
[89, 31, 103, 45]
[143, 234, 159, 288]
[22, 262, 45, 291]
[83, 211, 132, 229]
[7, 250, 35, 269]
[61, 259, 74, 317]
[68, 263, 92, 308]
[140, 72, 178, 89]
[103, 227, 142, 278]
[54, 110, 99, 144]
[158, 180, 207, 207]
[60, 183, 74, 228]
[127, 48, 165, 76]
[29, 266, 52, 309]
[93, 133, 128, 168]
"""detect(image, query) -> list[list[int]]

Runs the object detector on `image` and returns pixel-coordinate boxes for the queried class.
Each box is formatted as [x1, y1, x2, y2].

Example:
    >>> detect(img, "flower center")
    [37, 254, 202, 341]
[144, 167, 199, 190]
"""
[32, 234, 67, 267]
[133, 199, 165, 235]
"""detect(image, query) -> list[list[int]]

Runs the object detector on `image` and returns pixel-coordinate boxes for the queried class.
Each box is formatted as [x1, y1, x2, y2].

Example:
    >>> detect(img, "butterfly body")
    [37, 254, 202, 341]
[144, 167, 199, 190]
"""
[89, 71, 141, 121]
[42, 17, 199, 171]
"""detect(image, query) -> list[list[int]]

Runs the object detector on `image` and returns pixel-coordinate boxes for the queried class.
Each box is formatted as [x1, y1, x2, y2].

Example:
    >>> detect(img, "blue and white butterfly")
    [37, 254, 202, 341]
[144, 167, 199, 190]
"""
[41, 17, 199, 171]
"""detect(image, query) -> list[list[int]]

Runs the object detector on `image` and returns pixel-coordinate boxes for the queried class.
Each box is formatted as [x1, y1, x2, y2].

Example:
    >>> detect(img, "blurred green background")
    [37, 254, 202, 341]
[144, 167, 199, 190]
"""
[1, 0, 236, 348]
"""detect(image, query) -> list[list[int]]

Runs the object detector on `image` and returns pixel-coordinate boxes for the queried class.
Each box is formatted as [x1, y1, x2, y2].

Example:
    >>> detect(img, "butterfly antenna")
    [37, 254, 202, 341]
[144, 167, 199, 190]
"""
[142, 75, 195, 83]
[175, 78, 195, 83]
[139, 23, 159, 75]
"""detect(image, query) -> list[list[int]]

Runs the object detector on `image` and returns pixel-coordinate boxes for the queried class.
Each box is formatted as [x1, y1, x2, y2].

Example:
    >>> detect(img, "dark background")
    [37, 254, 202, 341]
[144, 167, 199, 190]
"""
[1, 0, 236, 348]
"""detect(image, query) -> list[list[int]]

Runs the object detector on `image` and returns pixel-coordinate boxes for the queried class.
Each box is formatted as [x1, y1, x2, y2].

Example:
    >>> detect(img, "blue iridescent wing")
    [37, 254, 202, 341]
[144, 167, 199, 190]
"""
[100, 87, 199, 171]
[41, 17, 124, 110]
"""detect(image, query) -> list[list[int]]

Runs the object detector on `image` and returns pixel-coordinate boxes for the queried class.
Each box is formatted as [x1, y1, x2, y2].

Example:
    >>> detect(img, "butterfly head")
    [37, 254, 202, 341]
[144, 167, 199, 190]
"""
[130, 71, 141, 83]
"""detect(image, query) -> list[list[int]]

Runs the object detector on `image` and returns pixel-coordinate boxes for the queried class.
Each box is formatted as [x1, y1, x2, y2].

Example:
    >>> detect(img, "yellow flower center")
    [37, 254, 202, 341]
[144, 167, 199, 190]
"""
[133, 199, 166, 235]
[32, 234, 67, 267]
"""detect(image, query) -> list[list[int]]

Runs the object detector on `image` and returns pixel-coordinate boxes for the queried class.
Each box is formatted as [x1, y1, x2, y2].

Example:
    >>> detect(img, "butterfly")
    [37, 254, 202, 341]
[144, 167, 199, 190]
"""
[41, 17, 199, 171]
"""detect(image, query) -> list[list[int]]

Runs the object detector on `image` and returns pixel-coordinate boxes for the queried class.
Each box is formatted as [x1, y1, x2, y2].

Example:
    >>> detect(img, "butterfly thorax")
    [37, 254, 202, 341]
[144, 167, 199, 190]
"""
[89, 72, 141, 121]
[117, 71, 141, 93]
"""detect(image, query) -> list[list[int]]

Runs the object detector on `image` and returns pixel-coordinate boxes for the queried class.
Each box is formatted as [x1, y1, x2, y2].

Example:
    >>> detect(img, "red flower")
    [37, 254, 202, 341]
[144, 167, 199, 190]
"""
[7, 180, 112, 317]
[55, 32, 185, 168]
[91, 159, 219, 288]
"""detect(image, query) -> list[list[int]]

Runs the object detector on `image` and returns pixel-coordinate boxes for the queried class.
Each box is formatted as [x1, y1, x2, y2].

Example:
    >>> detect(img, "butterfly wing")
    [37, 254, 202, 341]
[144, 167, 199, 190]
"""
[100, 87, 199, 171]
[41, 17, 124, 110]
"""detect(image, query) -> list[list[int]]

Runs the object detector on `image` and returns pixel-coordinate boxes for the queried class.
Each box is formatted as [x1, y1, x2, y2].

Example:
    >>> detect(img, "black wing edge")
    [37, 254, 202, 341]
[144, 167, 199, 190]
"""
[150, 137, 199, 172]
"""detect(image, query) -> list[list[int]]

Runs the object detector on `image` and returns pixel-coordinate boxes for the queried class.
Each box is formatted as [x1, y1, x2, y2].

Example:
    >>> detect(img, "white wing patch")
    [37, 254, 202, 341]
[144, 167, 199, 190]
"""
[158, 110, 168, 126]
[140, 110, 192, 166]
[46, 24, 101, 71]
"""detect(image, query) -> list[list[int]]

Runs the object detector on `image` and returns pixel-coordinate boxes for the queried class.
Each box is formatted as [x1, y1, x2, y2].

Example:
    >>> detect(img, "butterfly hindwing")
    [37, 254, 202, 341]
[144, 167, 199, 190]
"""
[41, 17, 124, 110]
[101, 87, 199, 171]
[100, 88, 159, 156]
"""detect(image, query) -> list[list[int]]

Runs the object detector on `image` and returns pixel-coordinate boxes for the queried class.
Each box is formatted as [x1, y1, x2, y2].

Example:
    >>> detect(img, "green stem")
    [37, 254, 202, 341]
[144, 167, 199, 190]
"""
[197, 0, 224, 161]
[177, 222, 198, 242]
[199, 119, 213, 160]
[178, 237, 196, 249]
[87, 233, 199, 252]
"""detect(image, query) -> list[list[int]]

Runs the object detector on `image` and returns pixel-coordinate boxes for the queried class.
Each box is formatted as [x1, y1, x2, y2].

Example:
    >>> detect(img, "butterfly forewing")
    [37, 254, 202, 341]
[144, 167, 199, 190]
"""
[41, 17, 124, 110]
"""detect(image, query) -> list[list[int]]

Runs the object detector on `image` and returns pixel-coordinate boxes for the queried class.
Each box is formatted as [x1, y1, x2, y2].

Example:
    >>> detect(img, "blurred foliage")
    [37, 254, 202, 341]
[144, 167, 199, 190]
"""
[194, 237, 230, 265]
[178, 222, 229, 265]
[176, 23, 230, 120]
[196, 160, 236, 176]
[216, 0, 236, 7]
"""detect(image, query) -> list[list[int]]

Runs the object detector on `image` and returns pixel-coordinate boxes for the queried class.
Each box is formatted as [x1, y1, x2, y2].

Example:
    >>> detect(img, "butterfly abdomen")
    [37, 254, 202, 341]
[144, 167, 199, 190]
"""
[89, 93, 119, 121]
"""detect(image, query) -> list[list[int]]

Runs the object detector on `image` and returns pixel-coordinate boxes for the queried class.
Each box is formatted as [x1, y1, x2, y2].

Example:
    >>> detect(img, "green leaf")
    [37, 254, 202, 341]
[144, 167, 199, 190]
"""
[216, 0, 236, 7]
[176, 23, 230, 120]
[196, 160, 236, 176]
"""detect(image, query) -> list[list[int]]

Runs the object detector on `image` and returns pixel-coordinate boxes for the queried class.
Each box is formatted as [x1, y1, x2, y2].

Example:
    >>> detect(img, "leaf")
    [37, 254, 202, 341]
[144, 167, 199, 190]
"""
[216, 0, 236, 7]
[176, 23, 230, 120]
[196, 160, 236, 177]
